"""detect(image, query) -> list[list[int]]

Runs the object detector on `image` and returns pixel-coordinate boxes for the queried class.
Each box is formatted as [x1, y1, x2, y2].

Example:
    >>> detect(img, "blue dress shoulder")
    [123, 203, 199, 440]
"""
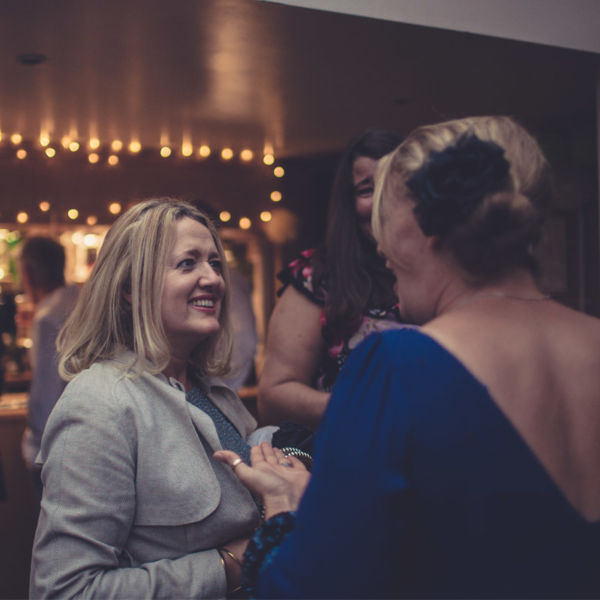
[253, 329, 600, 599]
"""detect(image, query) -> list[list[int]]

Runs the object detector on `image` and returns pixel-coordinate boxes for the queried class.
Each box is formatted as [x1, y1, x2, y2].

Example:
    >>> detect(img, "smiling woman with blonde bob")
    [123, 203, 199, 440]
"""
[30, 199, 261, 599]
[216, 116, 600, 599]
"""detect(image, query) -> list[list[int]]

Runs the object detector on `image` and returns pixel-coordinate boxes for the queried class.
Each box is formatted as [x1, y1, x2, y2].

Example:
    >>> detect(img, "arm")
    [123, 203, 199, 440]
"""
[258, 286, 329, 428]
[30, 388, 232, 599]
[255, 333, 416, 598]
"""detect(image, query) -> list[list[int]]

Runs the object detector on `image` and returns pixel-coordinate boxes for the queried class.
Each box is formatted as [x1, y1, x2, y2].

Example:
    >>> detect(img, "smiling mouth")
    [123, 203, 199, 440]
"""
[190, 298, 215, 308]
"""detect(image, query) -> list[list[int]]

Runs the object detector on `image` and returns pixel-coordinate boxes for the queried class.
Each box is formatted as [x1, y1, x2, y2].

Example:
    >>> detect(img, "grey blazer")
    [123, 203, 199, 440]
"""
[30, 352, 260, 599]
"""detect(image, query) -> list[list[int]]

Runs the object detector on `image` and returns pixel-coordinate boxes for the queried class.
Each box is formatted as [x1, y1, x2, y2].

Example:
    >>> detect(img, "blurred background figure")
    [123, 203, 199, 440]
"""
[193, 202, 259, 393]
[258, 130, 403, 429]
[18, 237, 79, 516]
[223, 269, 258, 392]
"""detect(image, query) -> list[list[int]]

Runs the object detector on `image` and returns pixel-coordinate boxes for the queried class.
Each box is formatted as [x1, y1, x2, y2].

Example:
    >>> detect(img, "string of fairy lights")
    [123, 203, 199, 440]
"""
[0, 131, 286, 230]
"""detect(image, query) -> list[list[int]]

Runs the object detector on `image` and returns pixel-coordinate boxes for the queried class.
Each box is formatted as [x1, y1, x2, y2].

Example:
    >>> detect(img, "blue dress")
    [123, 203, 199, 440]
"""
[252, 329, 599, 598]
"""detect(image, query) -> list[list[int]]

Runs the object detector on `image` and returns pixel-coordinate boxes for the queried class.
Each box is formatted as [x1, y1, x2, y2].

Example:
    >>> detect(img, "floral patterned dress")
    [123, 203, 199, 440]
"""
[278, 248, 404, 391]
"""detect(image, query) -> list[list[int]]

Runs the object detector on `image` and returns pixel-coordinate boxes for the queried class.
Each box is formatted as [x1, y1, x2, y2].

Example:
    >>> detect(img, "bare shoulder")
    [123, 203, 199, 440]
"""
[423, 301, 600, 520]
[423, 300, 600, 364]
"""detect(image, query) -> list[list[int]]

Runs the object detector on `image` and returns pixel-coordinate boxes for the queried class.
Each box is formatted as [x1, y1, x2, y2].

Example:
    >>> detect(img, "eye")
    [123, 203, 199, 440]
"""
[355, 185, 374, 198]
[209, 258, 223, 273]
[353, 178, 374, 198]
[176, 257, 195, 269]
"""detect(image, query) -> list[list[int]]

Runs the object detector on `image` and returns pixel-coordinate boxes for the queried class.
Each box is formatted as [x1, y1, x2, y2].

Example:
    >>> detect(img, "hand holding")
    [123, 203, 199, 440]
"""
[214, 442, 311, 519]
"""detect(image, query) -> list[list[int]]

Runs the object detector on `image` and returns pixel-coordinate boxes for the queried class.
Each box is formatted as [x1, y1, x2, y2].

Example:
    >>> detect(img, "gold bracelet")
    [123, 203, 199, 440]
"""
[219, 546, 243, 568]
[218, 547, 243, 596]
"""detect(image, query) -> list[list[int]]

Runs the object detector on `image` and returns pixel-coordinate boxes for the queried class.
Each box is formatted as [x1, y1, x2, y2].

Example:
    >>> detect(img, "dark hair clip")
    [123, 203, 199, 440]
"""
[406, 133, 510, 236]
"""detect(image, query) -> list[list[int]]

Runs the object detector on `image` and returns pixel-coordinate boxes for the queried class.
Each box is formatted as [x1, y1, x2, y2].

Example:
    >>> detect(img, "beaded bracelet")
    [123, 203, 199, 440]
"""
[242, 511, 297, 596]
[281, 446, 313, 470]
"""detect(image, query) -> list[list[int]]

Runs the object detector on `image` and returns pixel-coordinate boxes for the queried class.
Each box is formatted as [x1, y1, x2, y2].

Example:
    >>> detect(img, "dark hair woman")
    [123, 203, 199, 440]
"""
[258, 129, 403, 428]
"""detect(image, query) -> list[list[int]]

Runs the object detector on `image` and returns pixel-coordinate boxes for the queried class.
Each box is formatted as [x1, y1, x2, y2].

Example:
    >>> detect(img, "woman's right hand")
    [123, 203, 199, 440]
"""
[215, 443, 311, 519]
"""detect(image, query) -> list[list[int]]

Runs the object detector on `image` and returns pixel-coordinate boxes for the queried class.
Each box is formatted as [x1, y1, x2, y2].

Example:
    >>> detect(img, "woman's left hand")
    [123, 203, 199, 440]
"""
[214, 442, 311, 518]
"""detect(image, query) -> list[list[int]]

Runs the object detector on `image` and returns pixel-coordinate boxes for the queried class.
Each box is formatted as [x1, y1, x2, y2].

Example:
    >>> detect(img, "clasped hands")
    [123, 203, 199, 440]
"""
[214, 442, 311, 520]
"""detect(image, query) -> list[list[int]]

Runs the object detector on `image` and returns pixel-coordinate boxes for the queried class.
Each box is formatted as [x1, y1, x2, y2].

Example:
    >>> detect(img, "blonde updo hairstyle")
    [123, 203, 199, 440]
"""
[373, 116, 553, 282]
[58, 198, 232, 381]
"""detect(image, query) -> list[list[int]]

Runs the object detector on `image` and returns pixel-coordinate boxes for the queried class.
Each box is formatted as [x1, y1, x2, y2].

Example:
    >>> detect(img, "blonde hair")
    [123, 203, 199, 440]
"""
[58, 198, 232, 380]
[373, 116, 553, 280]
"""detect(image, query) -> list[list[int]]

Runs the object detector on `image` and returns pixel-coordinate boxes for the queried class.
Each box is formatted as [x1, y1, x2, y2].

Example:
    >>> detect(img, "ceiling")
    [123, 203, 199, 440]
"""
[0, 0, 597, 161]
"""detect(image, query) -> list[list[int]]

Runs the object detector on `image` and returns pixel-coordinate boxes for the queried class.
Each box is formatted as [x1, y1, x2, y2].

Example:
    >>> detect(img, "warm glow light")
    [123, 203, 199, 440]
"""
[61, 136, 71, 149]
[263, 153, 275, 165]
[260, 211, 272, 223]
[270, 191, 282, 202]
[111, 139, 123, 152]
[219, 211, 232, 223]
[16, 149, 27, 159]
[69, 141, 80, 152]
[39, 133, 50, 147]
[45, 147, 56, 158]
[109, 202, 122, 215]
[181, 142, 193, 157]
[239, 217, 252, 230]
[67, 209, 79, 220]
[221, 148, 234, 160]
[16, 212, 29, 224]
[160, 146, 172, 158]
[240, 149, 253, 162]
[107, 154, 119, 166]
[83, 233, 99, 248]
[89, 137, 100, 150]
[128, 140, 141, 153]
[86, 215, 98, 226]
[0, 268, 4, 279]
[274, 166, 285, 178]
[88, 152, 100, 164]
[199, 145, 211, 158]
[39, 201, 51, 212]
[10, 133, 22, 145]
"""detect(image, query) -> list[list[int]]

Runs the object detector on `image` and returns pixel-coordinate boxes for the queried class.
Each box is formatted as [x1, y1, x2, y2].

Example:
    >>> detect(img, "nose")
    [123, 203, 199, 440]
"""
[196, 261, 222, 289]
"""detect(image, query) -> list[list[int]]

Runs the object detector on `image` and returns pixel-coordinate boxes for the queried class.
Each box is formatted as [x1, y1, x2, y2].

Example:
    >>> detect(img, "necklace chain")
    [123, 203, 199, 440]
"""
[452, 290, 551, 311]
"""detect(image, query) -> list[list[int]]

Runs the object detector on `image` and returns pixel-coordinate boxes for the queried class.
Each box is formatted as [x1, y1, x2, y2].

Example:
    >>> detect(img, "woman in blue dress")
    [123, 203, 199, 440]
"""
[216, 116, 600, 598]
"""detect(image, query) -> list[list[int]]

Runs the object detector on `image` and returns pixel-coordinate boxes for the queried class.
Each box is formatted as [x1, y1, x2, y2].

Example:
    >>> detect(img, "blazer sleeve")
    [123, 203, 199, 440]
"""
[255, 331, 419, 599]
[30, 386, 228, 600]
